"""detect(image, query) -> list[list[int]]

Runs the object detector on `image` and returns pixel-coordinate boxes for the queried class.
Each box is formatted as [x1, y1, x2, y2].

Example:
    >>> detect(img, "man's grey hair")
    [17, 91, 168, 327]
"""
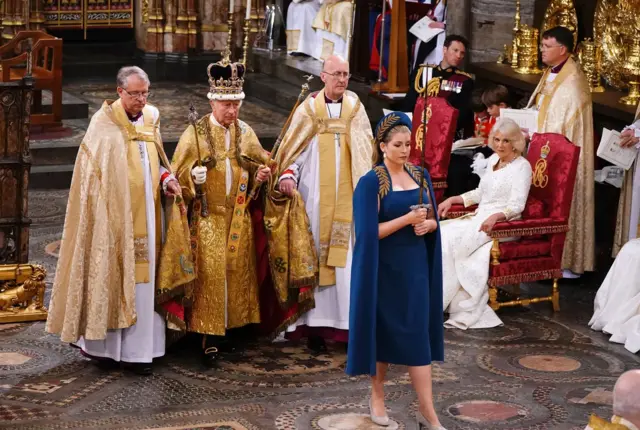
[116, 66, 150, 89]
[613, 370, 640, 426]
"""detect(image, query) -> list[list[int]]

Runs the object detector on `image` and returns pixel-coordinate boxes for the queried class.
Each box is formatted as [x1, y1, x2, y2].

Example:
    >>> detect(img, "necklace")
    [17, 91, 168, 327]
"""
[496, 154, 517, 170]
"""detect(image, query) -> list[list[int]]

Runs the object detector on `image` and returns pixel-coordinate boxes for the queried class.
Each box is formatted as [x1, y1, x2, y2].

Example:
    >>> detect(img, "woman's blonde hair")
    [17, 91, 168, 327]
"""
[488, 117, 526, 154]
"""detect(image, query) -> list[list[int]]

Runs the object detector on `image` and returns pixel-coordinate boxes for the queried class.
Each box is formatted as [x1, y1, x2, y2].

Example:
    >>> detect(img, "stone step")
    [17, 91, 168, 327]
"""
[28, 135, 277, 189]
[250, 51, 395, 121]
[244, 72, 315, 112]
[37, 90, 89, 121]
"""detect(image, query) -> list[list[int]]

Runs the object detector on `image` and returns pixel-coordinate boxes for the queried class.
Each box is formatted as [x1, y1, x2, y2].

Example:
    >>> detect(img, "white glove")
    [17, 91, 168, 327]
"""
[471, 153, 489, 178]
[191, 166, 207, 185]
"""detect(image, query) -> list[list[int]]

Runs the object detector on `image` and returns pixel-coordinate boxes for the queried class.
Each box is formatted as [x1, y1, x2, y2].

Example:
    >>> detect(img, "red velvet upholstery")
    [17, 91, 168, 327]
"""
[444, 132, 581, 310]
[410, 96, 458, 203]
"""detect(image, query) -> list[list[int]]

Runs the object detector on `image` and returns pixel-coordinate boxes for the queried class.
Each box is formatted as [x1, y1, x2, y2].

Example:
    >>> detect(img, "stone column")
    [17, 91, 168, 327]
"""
[144, 0, 166, 53]
[446, 0, 471, 40]
[468, 0, 535, 62]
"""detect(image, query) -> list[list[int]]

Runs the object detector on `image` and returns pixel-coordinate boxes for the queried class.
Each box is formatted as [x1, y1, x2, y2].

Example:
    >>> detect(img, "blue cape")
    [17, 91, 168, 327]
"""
[346, 164, 444, 376]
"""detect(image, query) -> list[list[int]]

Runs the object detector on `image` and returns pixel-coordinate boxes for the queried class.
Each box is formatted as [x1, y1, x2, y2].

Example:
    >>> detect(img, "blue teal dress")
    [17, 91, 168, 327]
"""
[346, 164, 444, 376]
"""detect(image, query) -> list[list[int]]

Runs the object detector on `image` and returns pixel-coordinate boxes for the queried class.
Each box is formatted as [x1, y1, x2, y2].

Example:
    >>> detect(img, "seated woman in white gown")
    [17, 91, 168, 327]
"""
[589, 239, 640, 354]
[437, 118, 532, 329]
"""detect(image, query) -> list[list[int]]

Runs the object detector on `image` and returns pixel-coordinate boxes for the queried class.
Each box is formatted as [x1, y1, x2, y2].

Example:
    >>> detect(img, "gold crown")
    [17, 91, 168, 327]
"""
[206, 60, 245, 101]
[540, 142, 551, 159]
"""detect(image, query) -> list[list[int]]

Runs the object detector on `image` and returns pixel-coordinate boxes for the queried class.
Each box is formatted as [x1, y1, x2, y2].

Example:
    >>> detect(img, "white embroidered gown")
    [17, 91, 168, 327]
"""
[589, 238, 640, 353]
[441, 154, 532, 329]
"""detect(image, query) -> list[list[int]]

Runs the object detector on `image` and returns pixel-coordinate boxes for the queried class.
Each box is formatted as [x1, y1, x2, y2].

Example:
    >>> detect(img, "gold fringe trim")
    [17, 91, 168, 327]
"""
[490, 224, 569, 239]
[432, 181, 447, 189]
[488, 269, 562, 287]
[446, 211, 470, 218]
[265, 297, 316, 341]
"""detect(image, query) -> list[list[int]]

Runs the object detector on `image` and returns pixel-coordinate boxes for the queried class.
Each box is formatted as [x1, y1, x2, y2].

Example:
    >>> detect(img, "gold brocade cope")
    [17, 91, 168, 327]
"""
[45, 100, 191, 343]
[171, 116, 268, 336]
[313, 90, 355, 286]
[613, 102, 640, 255]
[527, 57, 595, 274]
[312, 1, 353, 40]
[108, 100, 161, 284]
[264, 90, 374, 305]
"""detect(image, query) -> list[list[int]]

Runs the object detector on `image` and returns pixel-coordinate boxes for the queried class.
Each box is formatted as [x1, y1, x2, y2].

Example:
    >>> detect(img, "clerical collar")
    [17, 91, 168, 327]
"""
[325, 95, 343, 104]
[550, 58, 568, 74]
[127, 111, 143, 122]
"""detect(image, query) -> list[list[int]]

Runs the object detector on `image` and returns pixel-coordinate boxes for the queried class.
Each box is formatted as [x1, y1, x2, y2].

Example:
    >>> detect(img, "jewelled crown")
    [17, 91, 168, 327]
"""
[207, 59, 245, 101]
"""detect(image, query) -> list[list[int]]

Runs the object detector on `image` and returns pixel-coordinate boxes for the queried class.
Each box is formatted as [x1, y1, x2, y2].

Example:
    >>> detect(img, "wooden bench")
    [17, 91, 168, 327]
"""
[0, 31, 63, 128]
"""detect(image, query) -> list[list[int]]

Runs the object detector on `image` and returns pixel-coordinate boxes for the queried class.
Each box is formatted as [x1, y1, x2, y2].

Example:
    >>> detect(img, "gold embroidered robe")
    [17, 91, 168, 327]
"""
[172, 116, 268, 336]
[46, 100, 193, 343]
[613, 102, 640, 256]
[527, 57, 595, 274]
[264, 90, 373, 306]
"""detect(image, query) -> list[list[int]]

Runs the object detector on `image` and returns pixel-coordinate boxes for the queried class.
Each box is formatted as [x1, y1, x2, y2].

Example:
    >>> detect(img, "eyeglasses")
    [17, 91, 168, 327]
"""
[539, 44, 562, 51]
[121, 88, 152, 99]
[323, 71, 351, 79]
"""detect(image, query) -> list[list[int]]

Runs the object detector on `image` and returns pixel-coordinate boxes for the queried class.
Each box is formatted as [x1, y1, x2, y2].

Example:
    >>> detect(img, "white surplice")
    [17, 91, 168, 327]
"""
[623, 119, 640, 241]
[75, 107, 166, 363]
[589, 238, 640, 353]
[286, 0, 321, 56]
[412, 0, 446, 70]
[282, 97, 354, 332]
[441, 154, 532, 329]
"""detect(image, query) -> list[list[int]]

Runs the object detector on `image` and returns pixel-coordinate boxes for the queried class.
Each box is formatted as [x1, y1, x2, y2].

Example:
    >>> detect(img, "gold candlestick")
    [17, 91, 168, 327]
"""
[510, 0, 521, 69]
[577, 38, 605, 93]
[224, 11, 234, 64]
[620, 37, 640, 106]
[242, 18, 250, 66]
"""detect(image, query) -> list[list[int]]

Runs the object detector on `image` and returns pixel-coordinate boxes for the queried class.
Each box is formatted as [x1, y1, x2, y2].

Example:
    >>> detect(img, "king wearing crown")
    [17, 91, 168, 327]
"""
[171, 60, 272, 367]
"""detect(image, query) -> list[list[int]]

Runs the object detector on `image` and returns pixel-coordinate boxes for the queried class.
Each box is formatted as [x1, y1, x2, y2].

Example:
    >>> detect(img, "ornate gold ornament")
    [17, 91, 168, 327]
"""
[577, 38, 605, 93]
[516, 25, 542, 75]
[541, 0, 578, 49]
[594, 0, 640, 100]
[415, 104, 432, 152]
[0, 264, 48, 323]
[510, 0, 521, 68]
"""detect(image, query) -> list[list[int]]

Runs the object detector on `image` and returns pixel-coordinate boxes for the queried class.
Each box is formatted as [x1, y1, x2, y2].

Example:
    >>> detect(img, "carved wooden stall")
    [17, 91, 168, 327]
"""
[0, 65, 48, 323]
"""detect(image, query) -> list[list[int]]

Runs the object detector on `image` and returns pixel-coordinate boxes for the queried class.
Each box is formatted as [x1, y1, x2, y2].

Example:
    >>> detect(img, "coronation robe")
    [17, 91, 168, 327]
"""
[613, 102, 640, 256]
[46, 100, 194, 362]
[526, 57, 595, 274]
[265, 89, 373, 333]
[172, 115, 268, 336]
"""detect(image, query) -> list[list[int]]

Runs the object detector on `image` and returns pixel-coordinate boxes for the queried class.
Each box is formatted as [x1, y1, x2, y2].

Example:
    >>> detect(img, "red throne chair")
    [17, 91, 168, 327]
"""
[445, 132, 580, 311]
[409, 96, 458, 203]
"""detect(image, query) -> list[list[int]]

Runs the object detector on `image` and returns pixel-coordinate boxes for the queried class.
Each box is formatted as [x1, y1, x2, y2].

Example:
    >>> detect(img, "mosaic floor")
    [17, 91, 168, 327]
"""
[1, 190, 638, 430]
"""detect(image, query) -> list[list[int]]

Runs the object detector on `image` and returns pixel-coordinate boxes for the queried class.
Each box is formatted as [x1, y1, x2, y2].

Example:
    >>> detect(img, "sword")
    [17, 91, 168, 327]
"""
[188, 103, 209, 217]
[245, 75, 314, 200]
[411, 64, 433, 214]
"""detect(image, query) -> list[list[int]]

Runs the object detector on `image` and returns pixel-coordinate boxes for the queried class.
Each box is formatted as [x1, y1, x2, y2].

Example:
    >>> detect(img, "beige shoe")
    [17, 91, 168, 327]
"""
[369, 398, 390, 426]
[416, 410, 447, 430]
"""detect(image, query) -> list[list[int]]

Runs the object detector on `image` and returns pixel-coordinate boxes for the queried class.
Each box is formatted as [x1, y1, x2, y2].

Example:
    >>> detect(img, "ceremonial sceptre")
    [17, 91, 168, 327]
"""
[245, 75, 314, 199]
[188, 103, 209, 217]
[410, 64, 436, 213]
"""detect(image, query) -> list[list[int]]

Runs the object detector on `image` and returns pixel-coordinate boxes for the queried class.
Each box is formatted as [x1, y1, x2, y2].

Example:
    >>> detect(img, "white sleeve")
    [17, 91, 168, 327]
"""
[279, 143, 312, 184]
[502, 161, 533, 220]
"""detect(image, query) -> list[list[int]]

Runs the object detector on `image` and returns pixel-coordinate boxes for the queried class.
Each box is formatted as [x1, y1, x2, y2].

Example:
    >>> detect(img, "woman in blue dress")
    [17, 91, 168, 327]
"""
[347, 112, 445, 429]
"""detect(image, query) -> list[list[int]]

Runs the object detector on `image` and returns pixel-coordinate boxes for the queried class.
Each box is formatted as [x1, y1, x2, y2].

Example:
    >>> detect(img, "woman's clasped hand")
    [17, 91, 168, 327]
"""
[404, 207, 437, 236]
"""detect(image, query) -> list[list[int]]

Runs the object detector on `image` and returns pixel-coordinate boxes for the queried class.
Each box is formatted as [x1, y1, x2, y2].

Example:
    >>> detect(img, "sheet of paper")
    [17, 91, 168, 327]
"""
[596, 128, 637, 170]
[409, 15, 445, 44]
[381, 92, 407, 99]
[499, 108, 538, 134]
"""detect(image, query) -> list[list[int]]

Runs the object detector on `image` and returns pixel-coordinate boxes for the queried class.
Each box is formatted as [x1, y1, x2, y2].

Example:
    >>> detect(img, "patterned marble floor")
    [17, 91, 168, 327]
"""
[1, 190, 638, 430]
